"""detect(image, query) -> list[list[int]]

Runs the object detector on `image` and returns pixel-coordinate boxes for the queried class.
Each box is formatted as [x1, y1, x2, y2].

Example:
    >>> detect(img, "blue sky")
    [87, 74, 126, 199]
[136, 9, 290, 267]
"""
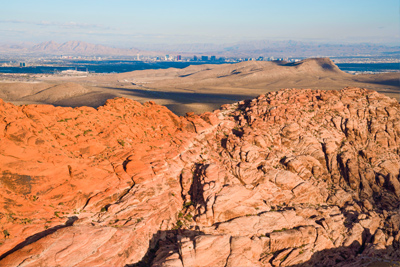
[0, 0, 398, 46]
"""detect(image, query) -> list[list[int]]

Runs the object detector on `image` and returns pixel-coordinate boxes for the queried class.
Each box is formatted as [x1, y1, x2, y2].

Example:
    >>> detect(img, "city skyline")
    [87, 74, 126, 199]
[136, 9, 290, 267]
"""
[0, 0, 398, 47]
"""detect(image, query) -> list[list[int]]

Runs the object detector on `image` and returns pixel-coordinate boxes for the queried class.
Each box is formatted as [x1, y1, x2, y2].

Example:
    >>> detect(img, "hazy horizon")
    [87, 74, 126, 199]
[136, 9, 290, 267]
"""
[0, 0, 398, 48]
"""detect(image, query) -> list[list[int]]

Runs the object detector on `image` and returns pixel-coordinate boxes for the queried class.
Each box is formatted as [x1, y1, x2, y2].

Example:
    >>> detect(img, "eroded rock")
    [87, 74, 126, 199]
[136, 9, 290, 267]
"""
[1, 88, 400, 266]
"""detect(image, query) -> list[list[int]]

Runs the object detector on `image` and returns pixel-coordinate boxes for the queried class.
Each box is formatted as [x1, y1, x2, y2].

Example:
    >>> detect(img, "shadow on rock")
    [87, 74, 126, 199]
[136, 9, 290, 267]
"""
[291, 241, 400, 267]
[0, 216, 78, 261]
[125, 229, 205, 267]
[125, 228, 400, 267]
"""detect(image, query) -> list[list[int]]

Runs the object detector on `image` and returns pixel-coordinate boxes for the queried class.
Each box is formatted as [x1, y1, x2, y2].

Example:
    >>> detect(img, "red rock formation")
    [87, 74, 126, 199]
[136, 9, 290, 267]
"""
[1, 88, 400, 266]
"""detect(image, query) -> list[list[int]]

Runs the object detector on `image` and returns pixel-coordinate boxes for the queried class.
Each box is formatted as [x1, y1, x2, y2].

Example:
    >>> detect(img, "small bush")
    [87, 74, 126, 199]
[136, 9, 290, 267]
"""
[184, 201, 192, 208]
[3, 230, 10, 238]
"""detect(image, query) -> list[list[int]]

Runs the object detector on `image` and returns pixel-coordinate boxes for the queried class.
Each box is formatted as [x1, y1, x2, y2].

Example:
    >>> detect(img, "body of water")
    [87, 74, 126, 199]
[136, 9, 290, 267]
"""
[0, 61, 398, 74]
[0, 61, 216, 74]
[336, 62, 399, 74]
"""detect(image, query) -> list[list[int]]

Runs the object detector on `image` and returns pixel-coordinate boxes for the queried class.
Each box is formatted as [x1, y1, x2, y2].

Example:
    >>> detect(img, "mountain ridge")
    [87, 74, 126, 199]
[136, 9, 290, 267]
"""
[31, 40, 141, 55]
[1, 39, 399, 57]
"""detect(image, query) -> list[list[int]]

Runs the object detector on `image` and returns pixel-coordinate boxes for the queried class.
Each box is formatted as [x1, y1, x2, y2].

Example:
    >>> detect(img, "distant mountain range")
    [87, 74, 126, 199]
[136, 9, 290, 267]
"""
[136, 40, 400, 57]
[0, 40, 399, 58]
[0, 40, 142, 57]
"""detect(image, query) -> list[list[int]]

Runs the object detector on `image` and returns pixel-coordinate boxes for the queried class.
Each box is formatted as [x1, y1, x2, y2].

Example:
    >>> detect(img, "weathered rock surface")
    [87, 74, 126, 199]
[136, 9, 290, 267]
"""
[1, 87, 400, 266]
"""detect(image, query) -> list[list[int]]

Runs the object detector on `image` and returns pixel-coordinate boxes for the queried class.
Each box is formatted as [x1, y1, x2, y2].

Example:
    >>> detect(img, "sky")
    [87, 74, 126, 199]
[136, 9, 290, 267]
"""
[0, 0, 398, 47]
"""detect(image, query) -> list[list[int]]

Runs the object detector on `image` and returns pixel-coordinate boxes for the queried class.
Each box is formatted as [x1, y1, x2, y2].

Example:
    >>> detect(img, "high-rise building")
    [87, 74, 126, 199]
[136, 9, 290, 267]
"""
[177, 55, 181, 61]
[210, 56, 216, 61]
[193, 55, 198, 61]
[201, 56, 208, 61]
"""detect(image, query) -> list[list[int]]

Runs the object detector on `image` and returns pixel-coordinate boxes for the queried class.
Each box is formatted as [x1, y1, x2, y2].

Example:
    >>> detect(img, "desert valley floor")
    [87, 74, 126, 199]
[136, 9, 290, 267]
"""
[0, 59, 399, 266]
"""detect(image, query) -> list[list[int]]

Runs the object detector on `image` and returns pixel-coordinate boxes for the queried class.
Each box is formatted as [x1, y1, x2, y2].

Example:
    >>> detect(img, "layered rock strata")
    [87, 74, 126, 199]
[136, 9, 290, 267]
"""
[0, 88, 400, 266]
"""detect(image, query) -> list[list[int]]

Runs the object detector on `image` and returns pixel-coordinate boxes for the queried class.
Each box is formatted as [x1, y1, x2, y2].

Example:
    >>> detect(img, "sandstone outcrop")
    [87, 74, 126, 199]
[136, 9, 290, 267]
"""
[1, 87, 400, 266]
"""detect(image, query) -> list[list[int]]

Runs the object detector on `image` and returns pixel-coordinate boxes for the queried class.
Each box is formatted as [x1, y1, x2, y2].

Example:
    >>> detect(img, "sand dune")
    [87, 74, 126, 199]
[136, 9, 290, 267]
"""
[1, 58, 399, 115]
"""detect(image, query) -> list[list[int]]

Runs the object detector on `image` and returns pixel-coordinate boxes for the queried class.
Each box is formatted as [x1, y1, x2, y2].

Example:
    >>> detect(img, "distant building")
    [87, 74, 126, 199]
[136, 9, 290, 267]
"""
[257, 56, 264, 61]
[177, 55, 182, 61]
[137, 54, 140, 61]
[201, 56, 208, 61]
[193, 55, 198, 61]
[210, 56, 216, 61]
[19, 62, 26, 67]
[165, 55, 170, 60]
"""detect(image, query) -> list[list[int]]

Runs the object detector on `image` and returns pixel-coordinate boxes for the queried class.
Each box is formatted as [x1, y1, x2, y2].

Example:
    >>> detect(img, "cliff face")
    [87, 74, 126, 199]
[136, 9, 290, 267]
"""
[0, 88, 400, 266]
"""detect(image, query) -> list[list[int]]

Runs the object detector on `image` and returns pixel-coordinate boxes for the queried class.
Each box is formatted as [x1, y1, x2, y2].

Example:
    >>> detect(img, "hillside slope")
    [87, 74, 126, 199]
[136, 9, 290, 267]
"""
[0, 88, 400, 266]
